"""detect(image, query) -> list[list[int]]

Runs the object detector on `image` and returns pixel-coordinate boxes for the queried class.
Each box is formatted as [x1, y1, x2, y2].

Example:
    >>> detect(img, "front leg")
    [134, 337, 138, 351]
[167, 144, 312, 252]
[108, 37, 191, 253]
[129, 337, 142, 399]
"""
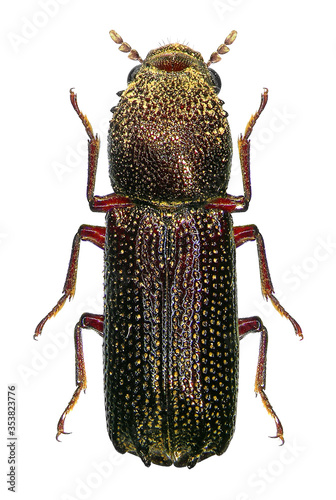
[206, 89, 268, 213]
[237, 88, 269, 210]
[70, 90, 133, 212]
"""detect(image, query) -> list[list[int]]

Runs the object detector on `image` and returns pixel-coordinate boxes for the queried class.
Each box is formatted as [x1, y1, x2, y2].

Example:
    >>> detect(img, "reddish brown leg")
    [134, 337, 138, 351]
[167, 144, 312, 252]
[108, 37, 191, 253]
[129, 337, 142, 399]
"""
[57, 313, 104, 440]
[34, 225, 105, 338]
[234, 225, 303, 339]
[237, 88, 268, 210]
[205, 89, 268, 213]
[70, 89, 133, 213]
[239, 316, 284, 443]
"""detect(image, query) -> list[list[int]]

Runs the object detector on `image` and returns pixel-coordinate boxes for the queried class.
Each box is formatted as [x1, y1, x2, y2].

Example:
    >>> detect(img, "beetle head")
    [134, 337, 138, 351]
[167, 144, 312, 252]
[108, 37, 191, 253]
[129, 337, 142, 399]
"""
[108, 32, 237, 204]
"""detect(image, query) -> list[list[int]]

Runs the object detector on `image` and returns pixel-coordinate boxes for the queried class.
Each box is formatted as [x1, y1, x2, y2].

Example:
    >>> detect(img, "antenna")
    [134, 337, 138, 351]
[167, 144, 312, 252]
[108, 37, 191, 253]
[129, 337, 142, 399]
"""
[109, 30, 143, 63]
[207, 30, 237, 67]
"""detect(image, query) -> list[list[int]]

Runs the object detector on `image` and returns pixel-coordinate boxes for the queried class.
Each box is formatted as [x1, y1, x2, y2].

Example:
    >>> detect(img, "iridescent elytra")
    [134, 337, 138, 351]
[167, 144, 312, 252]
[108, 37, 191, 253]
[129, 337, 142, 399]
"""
[35, 29, 302, 468]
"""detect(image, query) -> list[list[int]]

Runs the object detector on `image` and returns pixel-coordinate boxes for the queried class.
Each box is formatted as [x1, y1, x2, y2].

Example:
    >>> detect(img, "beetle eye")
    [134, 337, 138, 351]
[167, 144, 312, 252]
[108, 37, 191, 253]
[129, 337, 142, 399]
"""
[127, 64, 141, 84]
[208, 68, 221, 94]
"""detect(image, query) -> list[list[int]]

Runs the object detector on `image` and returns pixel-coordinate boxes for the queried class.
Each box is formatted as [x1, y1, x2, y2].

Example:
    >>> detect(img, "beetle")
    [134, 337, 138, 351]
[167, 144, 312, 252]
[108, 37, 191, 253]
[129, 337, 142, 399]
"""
[35, 29, 302, 468]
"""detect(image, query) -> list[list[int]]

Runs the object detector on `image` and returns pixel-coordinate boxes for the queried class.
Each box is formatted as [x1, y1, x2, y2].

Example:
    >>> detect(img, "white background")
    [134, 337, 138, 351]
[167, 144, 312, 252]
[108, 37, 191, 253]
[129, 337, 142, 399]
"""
[1, 0, 335, 499]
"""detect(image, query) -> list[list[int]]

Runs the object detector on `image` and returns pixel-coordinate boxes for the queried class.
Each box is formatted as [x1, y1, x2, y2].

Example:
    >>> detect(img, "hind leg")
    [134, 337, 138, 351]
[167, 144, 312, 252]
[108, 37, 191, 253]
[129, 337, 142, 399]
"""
[56, 313, 104, 440]
[239, 316, 284, 443]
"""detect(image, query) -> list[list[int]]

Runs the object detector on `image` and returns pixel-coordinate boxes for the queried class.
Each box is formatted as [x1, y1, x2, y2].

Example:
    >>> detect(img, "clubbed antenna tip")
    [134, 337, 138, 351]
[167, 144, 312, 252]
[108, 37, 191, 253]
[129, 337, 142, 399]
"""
[207, 30, 237, 67]
[109, 30, 143, 63]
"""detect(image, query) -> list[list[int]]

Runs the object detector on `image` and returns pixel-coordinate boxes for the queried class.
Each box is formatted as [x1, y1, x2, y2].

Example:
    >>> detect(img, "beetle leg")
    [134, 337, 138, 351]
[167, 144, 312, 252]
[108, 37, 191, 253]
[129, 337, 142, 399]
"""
[205, 90, 269, 213]
[237, 89, 268, 210]
[238, 316, 284, 443]
[70, 90, 133, 213]
[34, 225, 105, 338]
[70, 89, 100, 208]
[234, 224, 303, 339]
[57, 313, 104, 440]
